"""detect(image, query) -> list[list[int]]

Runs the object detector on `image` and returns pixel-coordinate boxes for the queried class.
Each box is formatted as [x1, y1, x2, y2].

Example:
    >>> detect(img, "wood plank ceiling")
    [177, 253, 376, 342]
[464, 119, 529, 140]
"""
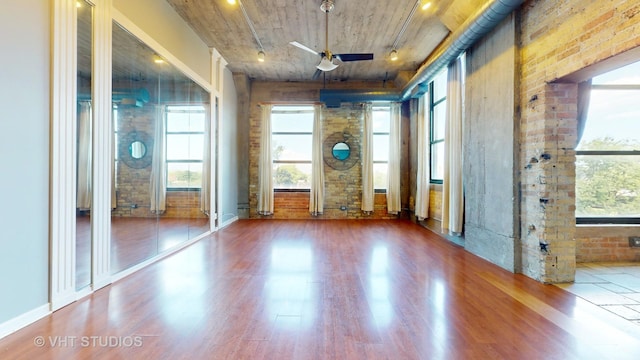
[165, 0, 490, 84]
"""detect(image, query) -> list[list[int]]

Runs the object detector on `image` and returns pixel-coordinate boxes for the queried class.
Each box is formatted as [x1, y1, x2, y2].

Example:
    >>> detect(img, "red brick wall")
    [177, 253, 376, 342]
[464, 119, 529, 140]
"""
[576, 226, 640, 262]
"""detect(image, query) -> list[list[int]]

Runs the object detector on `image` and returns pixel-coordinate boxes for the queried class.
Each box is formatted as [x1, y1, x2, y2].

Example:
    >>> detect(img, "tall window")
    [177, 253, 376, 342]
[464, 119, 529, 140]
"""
[429, 69, 447, 183]
[372, 105, 390, 190]
[271, 105, 314, 190]
[576, 60, 640, 223]
[166, 105, 205, 189]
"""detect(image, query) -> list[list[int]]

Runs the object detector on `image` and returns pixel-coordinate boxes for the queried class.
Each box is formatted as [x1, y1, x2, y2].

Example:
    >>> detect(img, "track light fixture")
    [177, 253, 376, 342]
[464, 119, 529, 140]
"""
[389, 0, 429, 62]
[389, 49, 398, 61]
[320, 0, 335, 13]
[257, 51, 265, 62]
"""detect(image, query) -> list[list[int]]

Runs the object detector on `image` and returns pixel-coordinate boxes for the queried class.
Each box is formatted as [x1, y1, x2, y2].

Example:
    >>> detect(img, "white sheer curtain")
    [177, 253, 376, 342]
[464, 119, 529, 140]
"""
[200, 104, 211, 215]
[309, 104, 324, 215]
[77, 101, 92, 210]
[257, 104, 274, 215]
[387, 102, 402, 214]
[442, 57, 464, 234]
[414, 96, 430, 220]
[361, 103, 374, 213]
[150, 105, 167, 214]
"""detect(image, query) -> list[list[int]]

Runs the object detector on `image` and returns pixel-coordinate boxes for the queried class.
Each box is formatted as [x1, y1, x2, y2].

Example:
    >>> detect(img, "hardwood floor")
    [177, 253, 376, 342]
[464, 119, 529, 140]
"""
[76, 216, 210, 288]
[2, 220, 640, 359]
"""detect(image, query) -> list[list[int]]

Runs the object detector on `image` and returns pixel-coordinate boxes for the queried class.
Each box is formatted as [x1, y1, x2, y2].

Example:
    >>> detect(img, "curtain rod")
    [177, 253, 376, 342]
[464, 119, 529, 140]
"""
[257, 101, 323, 107]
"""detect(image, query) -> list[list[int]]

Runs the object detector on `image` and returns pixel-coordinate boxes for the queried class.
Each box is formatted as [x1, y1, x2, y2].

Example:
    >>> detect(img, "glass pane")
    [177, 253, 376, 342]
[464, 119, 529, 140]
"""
[167, 109, 205, 132]
[373, 134, 389, 161]
[273, 163, 311, 189]
[433, 102, 446, 141]
[372, 107, 390, 133]
[272, 134, 312, 161]
[433, 69, 448, 101]
[576, 155, 640, 217]
[167, 134, 204, 160]
[374, 163, 388, 190]
[167, 162, 203, 188]
[592, 60, 640, 85]
[271, 109, 314, 133]
[577, 89, 640, 150]
[431, 142, 444, 181]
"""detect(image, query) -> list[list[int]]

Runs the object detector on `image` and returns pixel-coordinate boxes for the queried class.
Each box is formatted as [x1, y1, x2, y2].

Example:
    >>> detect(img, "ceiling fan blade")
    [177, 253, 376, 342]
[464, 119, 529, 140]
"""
[289, 41, 320, 56]
[335, 53, 374, 62]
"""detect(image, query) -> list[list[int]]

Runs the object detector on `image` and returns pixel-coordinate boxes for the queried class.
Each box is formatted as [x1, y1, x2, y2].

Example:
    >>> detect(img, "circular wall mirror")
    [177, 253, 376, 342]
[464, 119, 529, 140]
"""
[332, 142, 350, 160]
[323, 132, 360, 170]
[129, 140, 146, 159]
[120, 131, 153, 169]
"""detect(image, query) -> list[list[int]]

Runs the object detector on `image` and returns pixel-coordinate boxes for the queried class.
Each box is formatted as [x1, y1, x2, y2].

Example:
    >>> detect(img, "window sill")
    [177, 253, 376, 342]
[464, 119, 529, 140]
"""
[576, 218, 640, 225]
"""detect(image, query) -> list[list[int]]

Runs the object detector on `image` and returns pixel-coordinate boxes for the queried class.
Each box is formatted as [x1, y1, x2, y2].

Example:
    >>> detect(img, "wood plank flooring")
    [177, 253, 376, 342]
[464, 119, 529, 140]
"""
[2, 219, 640, 359]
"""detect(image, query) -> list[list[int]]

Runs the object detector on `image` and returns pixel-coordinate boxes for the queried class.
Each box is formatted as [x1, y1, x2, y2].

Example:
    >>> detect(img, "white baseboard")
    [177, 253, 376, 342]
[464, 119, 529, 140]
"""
[0, 304, 50, 340]
[219, 215, 238, 229]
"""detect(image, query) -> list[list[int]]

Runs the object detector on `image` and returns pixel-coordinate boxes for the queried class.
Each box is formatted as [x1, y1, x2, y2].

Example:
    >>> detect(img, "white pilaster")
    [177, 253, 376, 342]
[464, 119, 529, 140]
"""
[50, 0, 78, 311]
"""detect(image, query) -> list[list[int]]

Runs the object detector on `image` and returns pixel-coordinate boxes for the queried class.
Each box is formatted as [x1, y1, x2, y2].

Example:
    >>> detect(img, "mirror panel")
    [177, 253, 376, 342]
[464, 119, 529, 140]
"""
[332, 142, 350, 160]
[110, 21, 211, 274]
[76, 0, 93, 290]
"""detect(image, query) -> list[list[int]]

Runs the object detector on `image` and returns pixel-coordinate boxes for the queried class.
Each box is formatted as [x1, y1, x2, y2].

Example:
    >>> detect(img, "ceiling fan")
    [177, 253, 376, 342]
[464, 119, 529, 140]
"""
[290, 0, 374, 79]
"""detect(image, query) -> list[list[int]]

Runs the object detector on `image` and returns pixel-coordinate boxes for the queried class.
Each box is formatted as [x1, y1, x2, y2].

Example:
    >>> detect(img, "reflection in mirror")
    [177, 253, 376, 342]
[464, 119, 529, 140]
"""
[110, 21, 211, 274]
[76, 0, 92, 290]
[332, 142, 350, 160]
[129, 140, 146, 159]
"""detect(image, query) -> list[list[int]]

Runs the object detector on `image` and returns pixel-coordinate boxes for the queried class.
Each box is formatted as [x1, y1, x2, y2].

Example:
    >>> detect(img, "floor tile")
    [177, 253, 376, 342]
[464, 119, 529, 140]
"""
[596, 282, 636, 294]
[565, 264, 640, 327]
[601, 305, 640, 320]
[596, 274, 640, 292]
[556, 283, 637, 305]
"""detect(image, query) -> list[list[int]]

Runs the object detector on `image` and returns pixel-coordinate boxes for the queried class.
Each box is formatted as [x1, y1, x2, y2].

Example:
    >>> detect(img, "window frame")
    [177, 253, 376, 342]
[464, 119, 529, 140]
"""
[372, 104, 391, 192]
[429, 70, 447, 184]
[271, 105, 314, 191]
[165, 104, 206, 191]
[575, 82, 640, 224]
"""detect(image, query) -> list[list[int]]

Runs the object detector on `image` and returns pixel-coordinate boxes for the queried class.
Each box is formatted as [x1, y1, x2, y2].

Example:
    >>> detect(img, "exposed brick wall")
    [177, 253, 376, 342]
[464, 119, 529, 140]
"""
[112, 103, 206, 219]
[519, 0, 640, 282]
[576, 226, 640, 262]
[247, 81, 404, 220]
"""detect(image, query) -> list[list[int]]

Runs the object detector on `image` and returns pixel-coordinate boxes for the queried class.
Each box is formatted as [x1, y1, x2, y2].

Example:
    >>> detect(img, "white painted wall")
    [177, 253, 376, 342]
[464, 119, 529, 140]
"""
[220, 68, 239, 226]
[113, 0, 211, 82]
[0, 0, 50, 323]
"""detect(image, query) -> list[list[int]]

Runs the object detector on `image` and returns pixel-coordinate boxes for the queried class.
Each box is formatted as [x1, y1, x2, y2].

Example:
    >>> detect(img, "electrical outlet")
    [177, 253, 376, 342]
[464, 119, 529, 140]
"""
[629, 237, 640, 248]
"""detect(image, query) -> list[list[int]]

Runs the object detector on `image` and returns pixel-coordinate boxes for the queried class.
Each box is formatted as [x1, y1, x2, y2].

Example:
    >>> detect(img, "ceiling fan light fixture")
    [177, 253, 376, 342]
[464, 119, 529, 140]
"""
[390, 49, 398, 61]
[257, 51, 265, 62]
[317, 56, 338, 71]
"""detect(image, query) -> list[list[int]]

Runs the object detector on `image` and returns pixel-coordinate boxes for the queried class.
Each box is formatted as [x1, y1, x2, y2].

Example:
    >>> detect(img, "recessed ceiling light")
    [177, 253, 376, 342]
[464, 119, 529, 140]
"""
[227, 0, 237, 5]
[422, 2, 431, 11]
